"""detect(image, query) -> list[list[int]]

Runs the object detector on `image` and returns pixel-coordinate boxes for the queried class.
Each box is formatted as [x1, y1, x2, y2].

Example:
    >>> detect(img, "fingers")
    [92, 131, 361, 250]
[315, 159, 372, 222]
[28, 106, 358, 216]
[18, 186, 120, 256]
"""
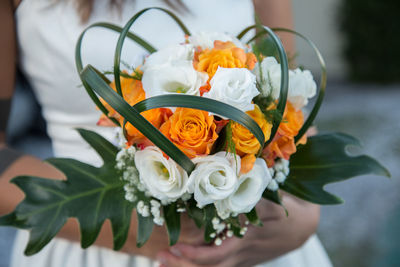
[157, 251, 199, 267]
[157, 237, 239, 266]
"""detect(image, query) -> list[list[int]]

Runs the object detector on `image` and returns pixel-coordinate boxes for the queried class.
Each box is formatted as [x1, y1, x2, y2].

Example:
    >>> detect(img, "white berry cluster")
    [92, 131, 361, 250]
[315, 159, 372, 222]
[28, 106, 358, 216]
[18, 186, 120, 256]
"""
[115, 146, 145, 202]
[208, 217, 250, 246]
[136, 199, 165, 226]
[267, 158, 290, 191]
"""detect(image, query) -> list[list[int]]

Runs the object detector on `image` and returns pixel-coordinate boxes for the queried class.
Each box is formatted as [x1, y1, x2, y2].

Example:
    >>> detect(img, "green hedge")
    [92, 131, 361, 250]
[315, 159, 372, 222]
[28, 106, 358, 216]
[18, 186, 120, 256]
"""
[339, 0, 400, 83]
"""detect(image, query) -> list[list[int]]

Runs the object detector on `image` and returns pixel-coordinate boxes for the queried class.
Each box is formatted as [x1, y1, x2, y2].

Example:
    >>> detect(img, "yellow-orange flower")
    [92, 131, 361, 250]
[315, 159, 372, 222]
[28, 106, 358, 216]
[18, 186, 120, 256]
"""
[194, 41, 257, 79]
[231, 105, 272, 156]
[263, 102, 307, 167]
[160, 108, 218, 158]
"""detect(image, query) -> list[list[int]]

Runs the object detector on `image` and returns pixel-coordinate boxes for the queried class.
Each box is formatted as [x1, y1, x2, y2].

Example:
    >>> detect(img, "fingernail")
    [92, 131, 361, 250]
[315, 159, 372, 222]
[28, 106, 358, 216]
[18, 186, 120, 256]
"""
[170, 247, 182, 257]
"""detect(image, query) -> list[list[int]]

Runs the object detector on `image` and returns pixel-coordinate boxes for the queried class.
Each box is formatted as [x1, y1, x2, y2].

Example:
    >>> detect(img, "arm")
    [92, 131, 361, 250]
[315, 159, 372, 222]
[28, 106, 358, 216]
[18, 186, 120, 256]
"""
[0, 1, 175, 259]
[253, 0, 295, 57]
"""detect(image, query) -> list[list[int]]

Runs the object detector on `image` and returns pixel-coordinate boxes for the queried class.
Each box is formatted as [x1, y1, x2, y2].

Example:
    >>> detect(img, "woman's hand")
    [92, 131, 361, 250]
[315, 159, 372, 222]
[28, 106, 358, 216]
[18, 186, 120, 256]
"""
[156, 193, 320, 267]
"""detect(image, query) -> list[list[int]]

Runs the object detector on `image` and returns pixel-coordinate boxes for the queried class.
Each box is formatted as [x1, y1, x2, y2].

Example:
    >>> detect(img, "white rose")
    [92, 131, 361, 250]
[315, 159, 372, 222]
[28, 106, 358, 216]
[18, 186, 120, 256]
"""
[255, 57, 317, 109]
[134, 146, 189, 202]
[203, 67, 259, 112]
[142, 44, 194, 71]
[286, 69, 317, 109]
[189, 152, 240, 208]
[142, 61, 208, 97]
[215, 158, 271, 219]
[188, 31, 246, 50]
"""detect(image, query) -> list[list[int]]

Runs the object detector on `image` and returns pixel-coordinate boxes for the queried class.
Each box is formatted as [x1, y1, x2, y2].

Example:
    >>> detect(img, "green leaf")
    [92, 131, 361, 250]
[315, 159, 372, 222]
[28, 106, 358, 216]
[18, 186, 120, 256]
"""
[75, 22, 156, 126]
[80, 65, 195, 174]
[245, 208, 263, 226]
[136, 212, 154, 248]
[203, 205, 216, 243]
[133, 95, 265, 148]
[76, 128, 119, 163]
[186, 199, 204, 228]
[163, 203, 181, 246]
[0, 130, 134, 255]
[281, 133, 391, 204]
[226, 216, 243, 238]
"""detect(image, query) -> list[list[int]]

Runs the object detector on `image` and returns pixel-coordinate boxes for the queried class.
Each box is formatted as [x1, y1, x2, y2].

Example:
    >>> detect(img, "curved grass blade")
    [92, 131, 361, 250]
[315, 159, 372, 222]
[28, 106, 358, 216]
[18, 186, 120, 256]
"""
[133, 95, 265, 149]
[271, 28, 327, 143]
[80, 65, 195, 173]
[114, 7, 191, 97]
[243, 26, 327, 144]
[238, 25, 289, 146]
[75, 22, 156, 126]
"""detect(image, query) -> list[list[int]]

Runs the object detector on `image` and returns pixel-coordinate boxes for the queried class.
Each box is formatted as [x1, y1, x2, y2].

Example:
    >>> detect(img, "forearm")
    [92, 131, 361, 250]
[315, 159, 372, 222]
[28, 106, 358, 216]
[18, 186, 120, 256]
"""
[0, 150, 171, 258]
[253, 0, 295, 56]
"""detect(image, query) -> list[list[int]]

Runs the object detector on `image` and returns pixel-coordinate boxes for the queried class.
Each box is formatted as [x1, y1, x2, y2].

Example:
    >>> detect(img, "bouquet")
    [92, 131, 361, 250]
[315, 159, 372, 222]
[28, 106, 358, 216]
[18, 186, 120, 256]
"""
[0, 8, 390, 255]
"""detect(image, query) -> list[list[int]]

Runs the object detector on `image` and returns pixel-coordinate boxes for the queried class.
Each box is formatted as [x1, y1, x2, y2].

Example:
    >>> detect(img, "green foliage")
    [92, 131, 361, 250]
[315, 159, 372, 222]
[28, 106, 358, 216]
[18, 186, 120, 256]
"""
[245, 208, 263, 226]
[203, 205, 216, 243]
[163, 203, 181, 246]
[0, 129, 134, 255]
[186, 199, 204, 228]
[136, 212, 154, 247]
[339, 0, 400, 82]
[281, 133, 390, 204]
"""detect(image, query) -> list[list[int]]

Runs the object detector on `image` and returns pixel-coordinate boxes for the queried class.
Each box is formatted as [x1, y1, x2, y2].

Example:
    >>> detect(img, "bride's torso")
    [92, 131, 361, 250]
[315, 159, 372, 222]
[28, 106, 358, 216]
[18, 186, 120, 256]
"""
[13, 1, 332, 266]
[16, 0, 255, 166]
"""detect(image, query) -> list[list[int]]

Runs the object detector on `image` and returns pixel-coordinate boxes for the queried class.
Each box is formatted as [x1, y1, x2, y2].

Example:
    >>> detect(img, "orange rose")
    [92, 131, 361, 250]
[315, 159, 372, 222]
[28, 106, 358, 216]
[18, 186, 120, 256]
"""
[160, 108, 218, 158]
[263, 102, 307, 167]
[194, 41, 257, 79]
[231, 105, 272, 156]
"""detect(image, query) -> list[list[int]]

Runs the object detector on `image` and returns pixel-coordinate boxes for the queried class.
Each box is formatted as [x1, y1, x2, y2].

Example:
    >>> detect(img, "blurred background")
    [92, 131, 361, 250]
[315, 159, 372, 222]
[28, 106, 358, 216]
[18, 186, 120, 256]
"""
[1, 0, 399, 266]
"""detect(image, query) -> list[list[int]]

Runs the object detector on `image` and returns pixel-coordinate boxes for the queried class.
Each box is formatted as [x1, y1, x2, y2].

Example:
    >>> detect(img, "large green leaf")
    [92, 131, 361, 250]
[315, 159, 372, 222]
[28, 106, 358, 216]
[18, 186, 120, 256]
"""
[281, 133, 390, 204]
[0, 129, 134, 255]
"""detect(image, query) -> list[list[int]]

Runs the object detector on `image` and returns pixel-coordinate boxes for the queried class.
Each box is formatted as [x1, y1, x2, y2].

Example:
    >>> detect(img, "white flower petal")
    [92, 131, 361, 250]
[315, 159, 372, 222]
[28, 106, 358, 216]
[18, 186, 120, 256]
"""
[204, 68, 259, 112]
[134, 146, 189, 202]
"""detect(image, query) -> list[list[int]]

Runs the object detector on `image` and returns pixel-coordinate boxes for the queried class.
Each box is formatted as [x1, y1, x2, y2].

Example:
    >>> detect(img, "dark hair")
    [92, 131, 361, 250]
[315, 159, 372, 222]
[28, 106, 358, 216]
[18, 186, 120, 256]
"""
[75, 0, 188, 22]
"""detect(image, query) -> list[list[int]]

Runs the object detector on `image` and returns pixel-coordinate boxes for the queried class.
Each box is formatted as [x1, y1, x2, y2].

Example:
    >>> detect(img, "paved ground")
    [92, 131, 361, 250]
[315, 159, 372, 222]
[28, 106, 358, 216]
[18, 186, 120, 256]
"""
[315, 82, 400, 267]
[1, 82, 399, 267]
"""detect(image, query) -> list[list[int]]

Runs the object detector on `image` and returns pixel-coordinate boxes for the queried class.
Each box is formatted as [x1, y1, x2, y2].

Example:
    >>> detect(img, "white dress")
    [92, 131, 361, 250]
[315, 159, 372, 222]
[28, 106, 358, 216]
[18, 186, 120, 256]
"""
[12, 0, 332, 266]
